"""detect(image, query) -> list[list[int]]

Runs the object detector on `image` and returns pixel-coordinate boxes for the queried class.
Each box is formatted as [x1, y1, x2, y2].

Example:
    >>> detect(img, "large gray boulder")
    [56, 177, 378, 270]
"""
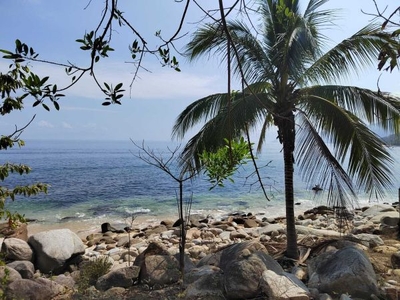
[140, 254, 181, 287]
[134, 242, 180, 287]
[361, 204, 396, 218]
[196, 251, 222, 268]
[96, 266, 140, 291]
[308, 246, 379, 299]
[6, 278, 65, 300]
[184, 265, 222, 286]
[219, 241, 284, 299]
[1, 237, 33, 261]
[370, 211, 400, 224]
[184, 272, 226, 300]
[350, 233, 384, 248]
[28, 229, 85, 274]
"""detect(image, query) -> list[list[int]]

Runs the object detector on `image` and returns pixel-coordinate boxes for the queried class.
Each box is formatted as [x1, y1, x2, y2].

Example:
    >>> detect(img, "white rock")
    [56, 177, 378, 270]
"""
[261, 270, 310, 300]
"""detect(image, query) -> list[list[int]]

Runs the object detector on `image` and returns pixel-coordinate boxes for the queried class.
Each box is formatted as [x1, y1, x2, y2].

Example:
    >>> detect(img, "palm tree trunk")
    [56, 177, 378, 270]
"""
[178, 181, 185, 277]
[279, 112, 299, 259]
[283, 143, 298, 259]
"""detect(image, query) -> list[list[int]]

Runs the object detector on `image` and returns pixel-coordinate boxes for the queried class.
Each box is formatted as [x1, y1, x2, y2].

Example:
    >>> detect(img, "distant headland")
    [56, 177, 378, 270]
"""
[382, 134, 400, 146]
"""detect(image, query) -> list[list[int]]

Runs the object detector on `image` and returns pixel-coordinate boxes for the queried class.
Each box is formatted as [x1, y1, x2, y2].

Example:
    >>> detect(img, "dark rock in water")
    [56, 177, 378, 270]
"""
[25, 218, 38, 223]
[101, 223, 124, 234]
[304, 206, 333, 216]
[60, 216, 78, 222]
[295, 202, 301, 205]
[229, 211, 247, 217]
[233, 201, 249, 207]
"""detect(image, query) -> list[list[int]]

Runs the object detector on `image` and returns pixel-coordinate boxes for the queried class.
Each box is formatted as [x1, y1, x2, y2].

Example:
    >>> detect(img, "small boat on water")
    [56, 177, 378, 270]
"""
[312, 184, 323, 192]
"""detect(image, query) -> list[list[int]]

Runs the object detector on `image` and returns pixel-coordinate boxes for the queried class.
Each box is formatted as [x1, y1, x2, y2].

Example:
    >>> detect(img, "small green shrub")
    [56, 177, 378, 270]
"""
[77, 255, 112, 292]
[0, 267, 10, 300]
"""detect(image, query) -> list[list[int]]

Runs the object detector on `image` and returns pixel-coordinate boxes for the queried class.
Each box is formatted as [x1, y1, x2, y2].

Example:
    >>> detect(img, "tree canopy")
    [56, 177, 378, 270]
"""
[172, 0, 400, 258]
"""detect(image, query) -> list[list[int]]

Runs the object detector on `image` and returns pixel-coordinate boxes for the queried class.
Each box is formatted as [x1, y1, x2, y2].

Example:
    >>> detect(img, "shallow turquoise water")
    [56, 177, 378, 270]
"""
[1, 139, 399, 227]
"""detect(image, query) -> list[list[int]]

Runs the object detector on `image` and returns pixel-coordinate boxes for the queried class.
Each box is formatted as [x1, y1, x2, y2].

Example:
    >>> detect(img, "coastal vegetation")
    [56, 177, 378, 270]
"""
[131, 141, 197, 276]
[172, 0, 400, 258]
[0, 42, 62, 226]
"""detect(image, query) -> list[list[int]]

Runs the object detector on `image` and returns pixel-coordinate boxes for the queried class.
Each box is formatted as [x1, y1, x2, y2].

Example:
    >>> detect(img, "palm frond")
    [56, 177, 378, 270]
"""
[172, 93, 229, 140]
[301, 85, 400, 134]
[298, 89, 395, 198]
[296, 112, 356, 208]
[177, 90, 276, 172]
[304, 23, 399, 85]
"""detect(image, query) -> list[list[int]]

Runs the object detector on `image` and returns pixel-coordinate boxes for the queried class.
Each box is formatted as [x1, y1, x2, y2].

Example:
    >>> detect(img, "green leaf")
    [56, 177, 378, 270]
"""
[102, 101, 111, 106]
[23, 44, 28, 55]
[15, 39, 22, 51]
[0, 49, 13, 55]
[42, 103, 50, 111]
[115, 83, 123, 91]
[40, 76, 49, 86]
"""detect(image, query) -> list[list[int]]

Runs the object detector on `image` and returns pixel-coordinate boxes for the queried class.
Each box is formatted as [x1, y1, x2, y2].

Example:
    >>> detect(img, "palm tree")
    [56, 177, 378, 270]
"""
[172, 0, 400, 259]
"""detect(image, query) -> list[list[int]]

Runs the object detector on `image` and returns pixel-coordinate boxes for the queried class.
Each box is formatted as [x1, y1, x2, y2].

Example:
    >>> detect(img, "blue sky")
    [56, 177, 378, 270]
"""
[1, 0, 399, 142]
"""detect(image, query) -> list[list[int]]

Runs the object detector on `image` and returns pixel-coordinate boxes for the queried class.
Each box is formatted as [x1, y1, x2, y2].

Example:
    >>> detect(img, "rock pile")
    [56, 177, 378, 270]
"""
[0, 204, 399, 299]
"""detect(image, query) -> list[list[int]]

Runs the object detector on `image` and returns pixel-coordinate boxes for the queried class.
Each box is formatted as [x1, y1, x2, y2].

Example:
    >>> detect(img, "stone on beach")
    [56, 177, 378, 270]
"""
[28, 229, 85, 274]
[1, 204, 400, 299]
[6, 260, 35, 279]
[1, 237, 33, 261]
[95, 265, 140, 291]
[261, 270, 310, 300]
[308, 246, 379, 299]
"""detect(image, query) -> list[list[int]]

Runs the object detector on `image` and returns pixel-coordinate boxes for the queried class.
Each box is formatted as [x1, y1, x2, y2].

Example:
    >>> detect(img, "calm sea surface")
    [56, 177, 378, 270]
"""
[1, 140, 400, 227]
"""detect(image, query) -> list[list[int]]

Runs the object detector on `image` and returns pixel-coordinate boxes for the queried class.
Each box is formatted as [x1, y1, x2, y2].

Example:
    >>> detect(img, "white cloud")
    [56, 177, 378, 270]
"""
[0, 60, 227, 103]
[37, 120, 54, 128]
[62, 106, 118, 113]
[62, 122, 72, 129]
[83, 123, 97, 129]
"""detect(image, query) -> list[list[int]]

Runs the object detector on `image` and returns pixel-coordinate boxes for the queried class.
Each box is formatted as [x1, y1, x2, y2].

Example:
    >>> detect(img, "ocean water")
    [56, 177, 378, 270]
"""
[1, 140, 400, 228]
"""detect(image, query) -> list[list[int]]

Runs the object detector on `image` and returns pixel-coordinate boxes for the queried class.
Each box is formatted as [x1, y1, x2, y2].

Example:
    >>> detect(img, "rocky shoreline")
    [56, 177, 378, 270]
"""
[1, 204, 400, 299]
